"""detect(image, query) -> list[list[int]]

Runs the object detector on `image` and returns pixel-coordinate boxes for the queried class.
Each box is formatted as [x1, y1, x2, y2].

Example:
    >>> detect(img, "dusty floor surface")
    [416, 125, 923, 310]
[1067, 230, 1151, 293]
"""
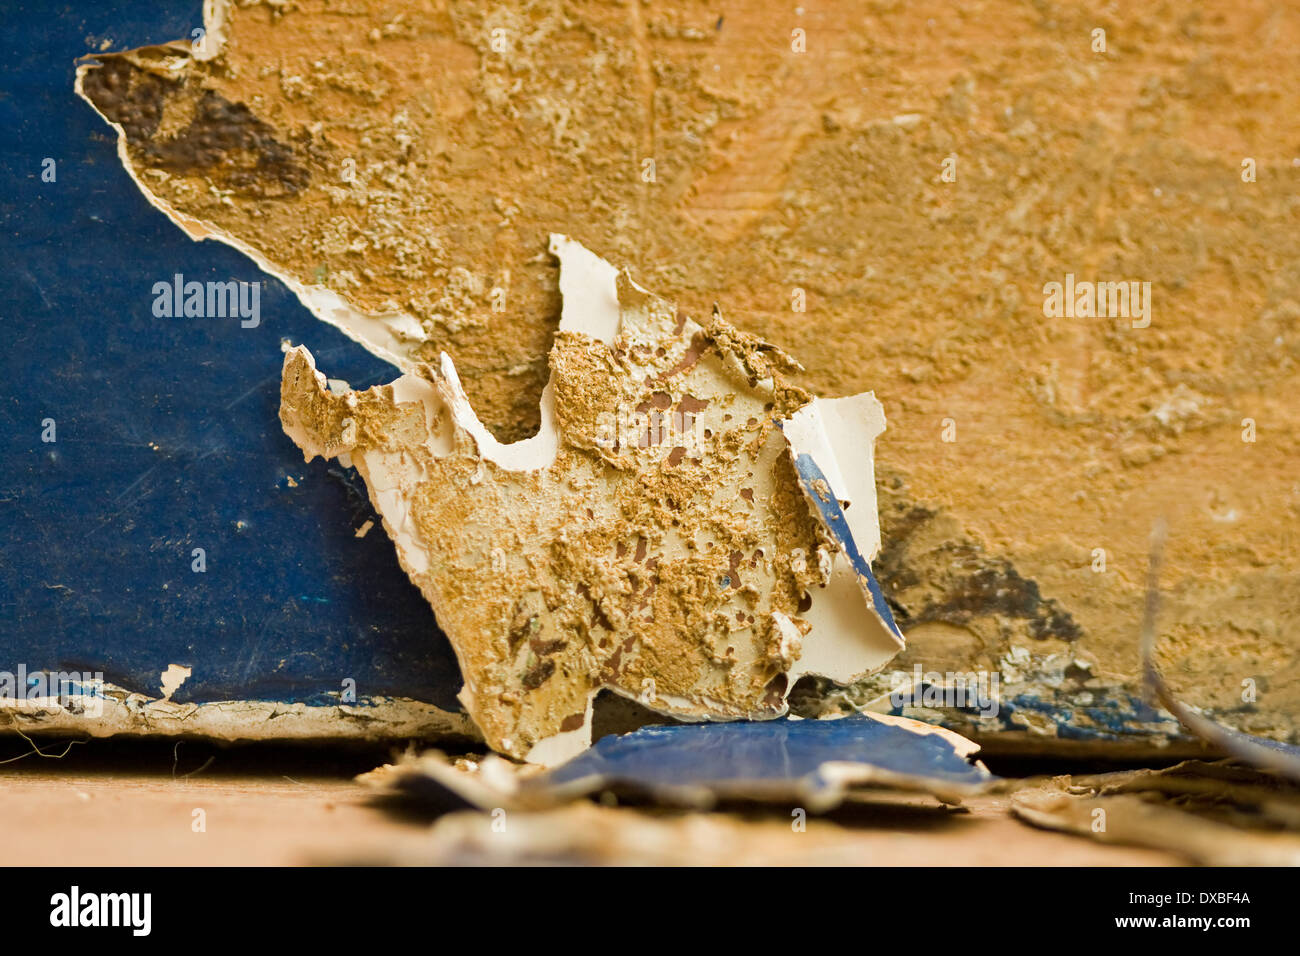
[0, 742, 1178, 866]
[74, 0, 1300, 750]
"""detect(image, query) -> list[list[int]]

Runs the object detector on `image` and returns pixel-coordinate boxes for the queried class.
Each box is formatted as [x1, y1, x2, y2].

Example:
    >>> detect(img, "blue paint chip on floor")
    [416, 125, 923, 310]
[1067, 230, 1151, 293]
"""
[543, 713, 995, 805]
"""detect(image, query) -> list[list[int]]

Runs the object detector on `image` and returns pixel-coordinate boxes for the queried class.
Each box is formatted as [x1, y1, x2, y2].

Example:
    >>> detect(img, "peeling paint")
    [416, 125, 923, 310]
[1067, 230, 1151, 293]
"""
[282, 238, 903, 761]
[158, 664, 192, 701]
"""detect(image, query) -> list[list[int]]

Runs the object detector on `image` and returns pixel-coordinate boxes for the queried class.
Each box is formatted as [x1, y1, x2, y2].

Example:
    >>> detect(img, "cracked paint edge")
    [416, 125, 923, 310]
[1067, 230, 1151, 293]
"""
[0, 682, 477, 743]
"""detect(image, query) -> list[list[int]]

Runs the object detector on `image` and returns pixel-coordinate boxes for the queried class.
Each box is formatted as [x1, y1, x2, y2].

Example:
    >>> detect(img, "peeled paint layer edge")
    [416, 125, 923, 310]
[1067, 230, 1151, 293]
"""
[280, 236, 904, 764]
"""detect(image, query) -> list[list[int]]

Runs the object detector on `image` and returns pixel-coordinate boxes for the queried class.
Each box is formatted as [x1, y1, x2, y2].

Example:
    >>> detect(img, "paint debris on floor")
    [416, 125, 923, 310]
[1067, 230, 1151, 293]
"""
[361, 712, 996, 812]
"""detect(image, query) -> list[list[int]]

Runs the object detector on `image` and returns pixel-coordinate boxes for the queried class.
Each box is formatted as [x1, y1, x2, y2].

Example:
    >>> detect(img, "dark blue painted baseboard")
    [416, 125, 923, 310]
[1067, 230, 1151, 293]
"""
[0, 0, 462, 713]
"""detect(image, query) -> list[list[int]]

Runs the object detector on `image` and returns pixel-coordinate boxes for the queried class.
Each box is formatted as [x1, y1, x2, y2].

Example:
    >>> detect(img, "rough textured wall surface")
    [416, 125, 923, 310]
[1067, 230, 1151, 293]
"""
[78, 0, 1300, 752]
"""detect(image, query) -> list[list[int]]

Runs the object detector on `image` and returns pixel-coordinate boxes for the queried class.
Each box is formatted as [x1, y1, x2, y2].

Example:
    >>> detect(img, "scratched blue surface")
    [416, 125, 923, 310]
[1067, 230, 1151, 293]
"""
[544, 715, 994, 791]
[0, 0, 462, 710]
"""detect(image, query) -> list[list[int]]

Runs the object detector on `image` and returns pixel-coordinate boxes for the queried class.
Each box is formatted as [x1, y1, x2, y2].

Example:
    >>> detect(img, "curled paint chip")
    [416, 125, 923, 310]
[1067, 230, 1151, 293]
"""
[281, 236, 903, 762]
[542, 712, 993, 809]
[364, 712, 995, 812]
[1012, 787, 1300, 866]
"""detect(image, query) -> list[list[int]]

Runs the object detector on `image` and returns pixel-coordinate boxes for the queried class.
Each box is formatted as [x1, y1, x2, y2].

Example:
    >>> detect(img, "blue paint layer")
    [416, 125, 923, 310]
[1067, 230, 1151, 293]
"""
[544, 715, 993, 791]
[791, 451, 903, 640]
[0, 0, 462, 710]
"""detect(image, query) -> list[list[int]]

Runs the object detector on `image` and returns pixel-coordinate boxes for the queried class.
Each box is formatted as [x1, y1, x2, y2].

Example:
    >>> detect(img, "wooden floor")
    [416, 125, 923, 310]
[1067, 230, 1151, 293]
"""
[0, 737, 1181, 866]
